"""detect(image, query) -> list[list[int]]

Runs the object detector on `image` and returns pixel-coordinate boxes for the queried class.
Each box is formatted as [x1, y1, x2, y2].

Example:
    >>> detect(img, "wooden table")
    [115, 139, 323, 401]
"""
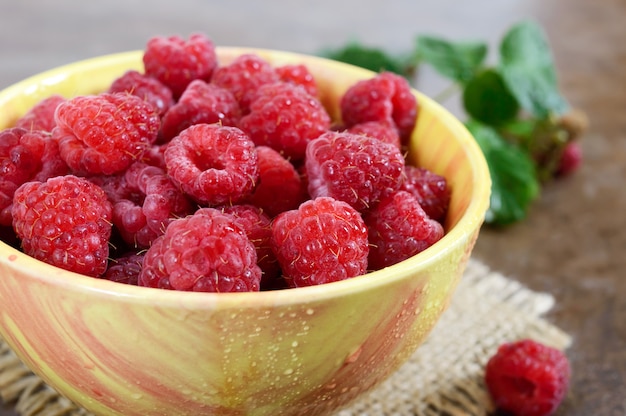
[1, 0, 624, 414]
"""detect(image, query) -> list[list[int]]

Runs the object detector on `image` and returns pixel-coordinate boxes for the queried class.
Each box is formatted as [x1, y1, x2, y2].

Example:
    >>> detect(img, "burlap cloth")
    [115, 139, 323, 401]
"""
[0, 259, 572, 416]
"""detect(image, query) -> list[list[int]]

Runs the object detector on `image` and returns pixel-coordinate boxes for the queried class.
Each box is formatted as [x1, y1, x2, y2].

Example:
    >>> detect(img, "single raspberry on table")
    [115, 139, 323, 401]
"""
[340, 71, 417, 143]
[244, 145, 306, 218]
[11, 175, 113, 277]
[211, 53, 280, 114]
[485, 339, 571, 416]
[239, 82, 331, 161]
[14, 94, 66, 133]
[271, 197, 369, 287]
[108, 70, 175, 117]
[275, 64, 319, 97]
[164, 124, 259, 206]
[305, 131, 406, 212]
[401, 165, 451, 223]
[103, 252, 144, 286]
[143, 33, 218, 98]
[556, 141, 583, 177]
[52, 92, 160, 175]
[347, 120, 401, 149]
[159, 80, 241, 142]
[139, 208, 262, 292]
[221, 204, 280, 286]
[365, 190, 444, 270]
[0, 127, 68, 226]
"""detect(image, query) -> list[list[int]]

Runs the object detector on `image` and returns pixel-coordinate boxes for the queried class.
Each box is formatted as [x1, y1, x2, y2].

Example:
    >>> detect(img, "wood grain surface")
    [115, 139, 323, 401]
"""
[1, 0, 624, 414]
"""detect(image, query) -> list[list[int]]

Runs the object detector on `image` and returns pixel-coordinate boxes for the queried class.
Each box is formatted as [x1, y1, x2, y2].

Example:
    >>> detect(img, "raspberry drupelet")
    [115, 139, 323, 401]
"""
[11, 175, 113, 277]
[305, 131, 406, 212]
[139, 208, 262, 292]
[164, 124, 259, 206]
[270, 196, 369, 287]
[143, 33, 218, 98]
[52, 92, 160, 176]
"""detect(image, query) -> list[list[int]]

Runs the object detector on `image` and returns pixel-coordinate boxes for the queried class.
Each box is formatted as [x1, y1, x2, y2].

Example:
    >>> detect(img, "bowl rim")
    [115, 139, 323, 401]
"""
[0, 48, 491, 308]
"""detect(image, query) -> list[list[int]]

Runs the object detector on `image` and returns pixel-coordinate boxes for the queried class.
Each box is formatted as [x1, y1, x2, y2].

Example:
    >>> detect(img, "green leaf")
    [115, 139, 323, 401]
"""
[466, 120, 540, 225]
[415, 35, 488, 83]
[320, 42, 408, 76]
[498, 20, 569, 117]
[462, 69, 520, 125]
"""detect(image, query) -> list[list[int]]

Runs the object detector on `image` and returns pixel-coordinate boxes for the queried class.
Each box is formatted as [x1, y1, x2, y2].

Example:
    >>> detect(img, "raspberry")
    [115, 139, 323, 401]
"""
[275, 64, 319, 97]
[556, 141, 582, 177]
[340, 71, 417, 142]
[103, 252, 144, 285]
[485, 339, 571, 416]
[143, 33, 218, 98]
[305, 131, 405, 212]
[245, 146, 306, 217]
[211, 54, 279, 114]
[159, 80, 241, 142]
[271, 197, 369, 287]
[165, 124, 259, 206]
[11, 175, 113, 277]
[364, 190, 444, 270]
[0, 128, 68, 226]
[108, 70, 175, 117]
[221, 204, 280, 286]
[52, 92, 160, 175]
[110, 162, 193, 248]
[401, 165, 451, 222]
[239, 82, 331, 161]
[348, 120, 401, 149]
[139, 208, 262, 292]
[14, 94, 65, 132]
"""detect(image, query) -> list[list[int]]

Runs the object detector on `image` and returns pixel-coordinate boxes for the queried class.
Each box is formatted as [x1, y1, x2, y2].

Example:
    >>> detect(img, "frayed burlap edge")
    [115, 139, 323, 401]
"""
[0, 259, 571, 416]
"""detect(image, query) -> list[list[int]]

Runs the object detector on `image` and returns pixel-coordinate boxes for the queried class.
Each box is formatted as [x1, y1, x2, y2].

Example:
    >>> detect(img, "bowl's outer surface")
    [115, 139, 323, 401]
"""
[0, 48, 490, 416]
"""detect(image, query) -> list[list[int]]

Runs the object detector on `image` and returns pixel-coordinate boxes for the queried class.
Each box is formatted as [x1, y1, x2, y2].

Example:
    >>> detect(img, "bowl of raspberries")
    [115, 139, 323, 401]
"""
[0, 33, 490, 416]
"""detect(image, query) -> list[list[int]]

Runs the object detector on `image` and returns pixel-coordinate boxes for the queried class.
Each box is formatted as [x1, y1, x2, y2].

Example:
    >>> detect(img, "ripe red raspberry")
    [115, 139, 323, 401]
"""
[271, 197, 369, 287]
[159, 80, 241, 142]
[139, 208, 262, 292]
[108, 70, 175, 117]
[240, 82, 331, 161]
[275, 64, 319, 97]
[401, 165, 451, 222]
[52, 92, 160, 175]
[305, 131, 405, 212]
[365, 190, 444, 270]
[211, 54, 279, 113]
[556, 141, 582, 177]
[340, 71, 417, 142]
[103, 252, 144, 285]
[485, 339, 571, 416]
[221, 204, 280, 285]
[11, 175, 113, 277]
[164, 124, 259, 206]
[143, 33, 218, 98]
[348, 120, 401, 149]
[245, 146, 306, 217]
[14, 94, 65, 132]
[109, 162, 193, 248]
[0, 127, 68, 226]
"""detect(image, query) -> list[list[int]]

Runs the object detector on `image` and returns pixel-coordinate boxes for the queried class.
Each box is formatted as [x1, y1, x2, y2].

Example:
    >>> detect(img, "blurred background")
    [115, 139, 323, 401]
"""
[1, 0, 625, 415]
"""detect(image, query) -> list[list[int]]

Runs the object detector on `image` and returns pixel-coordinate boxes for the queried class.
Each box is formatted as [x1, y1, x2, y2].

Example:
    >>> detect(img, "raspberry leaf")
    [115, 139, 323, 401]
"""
[466, 120, 540, 225]
[462, 68, 520, 126]
[321, 42, 412, 78]
[414, 35, 488, 83]
[498, 20, 569, 118]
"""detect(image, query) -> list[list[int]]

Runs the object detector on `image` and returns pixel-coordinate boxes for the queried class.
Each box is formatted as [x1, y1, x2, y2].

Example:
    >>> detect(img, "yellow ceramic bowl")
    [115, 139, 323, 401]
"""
[0, 48, 490, 416]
